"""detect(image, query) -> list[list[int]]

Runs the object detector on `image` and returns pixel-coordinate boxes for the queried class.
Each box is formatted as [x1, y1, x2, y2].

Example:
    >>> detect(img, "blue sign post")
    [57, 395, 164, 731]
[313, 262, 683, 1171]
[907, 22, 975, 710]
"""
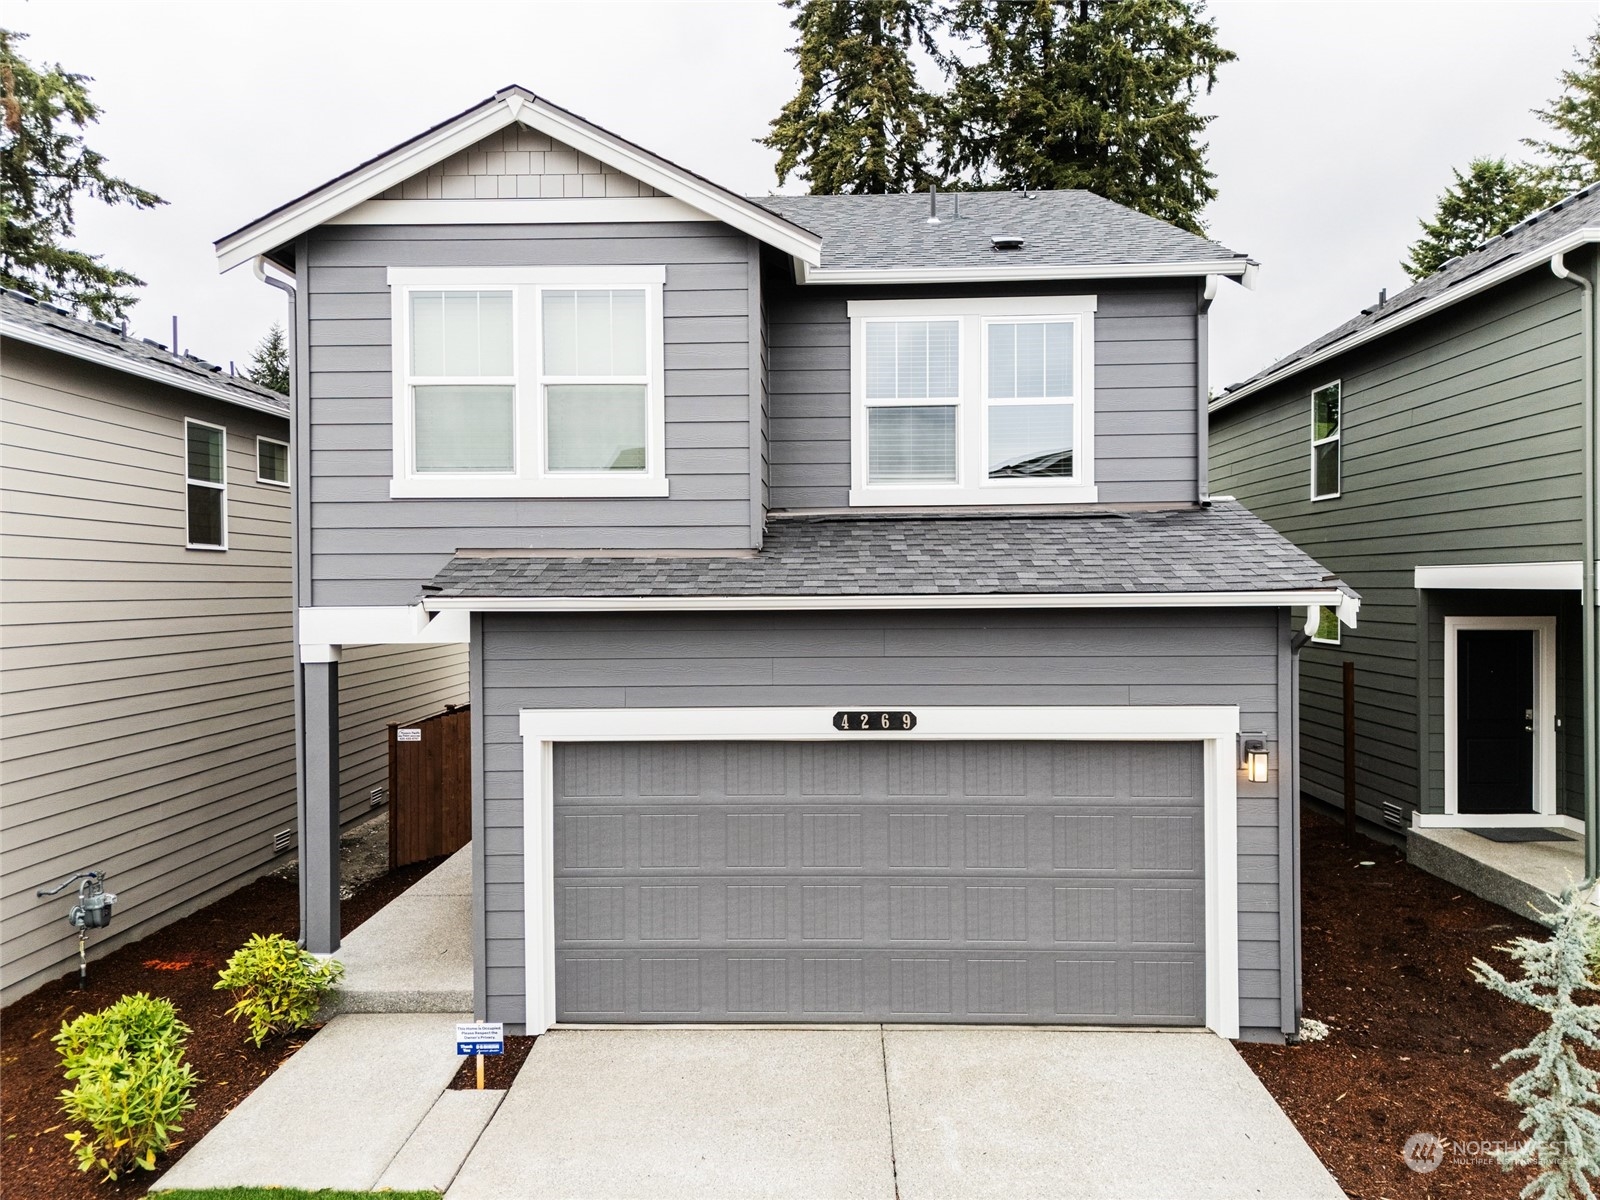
[455, 1021, 504, 1089]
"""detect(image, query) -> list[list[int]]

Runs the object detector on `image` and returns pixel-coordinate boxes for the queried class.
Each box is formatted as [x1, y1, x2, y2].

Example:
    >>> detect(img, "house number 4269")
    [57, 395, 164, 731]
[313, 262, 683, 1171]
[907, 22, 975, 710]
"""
[832, 711, 917, 731]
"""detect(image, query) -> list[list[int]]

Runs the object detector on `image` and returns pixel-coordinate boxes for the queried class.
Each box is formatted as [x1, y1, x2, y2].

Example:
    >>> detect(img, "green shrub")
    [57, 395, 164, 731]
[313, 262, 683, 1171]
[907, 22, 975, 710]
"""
[54, 992, 199, 1180]
[214, 933, 344, 1047]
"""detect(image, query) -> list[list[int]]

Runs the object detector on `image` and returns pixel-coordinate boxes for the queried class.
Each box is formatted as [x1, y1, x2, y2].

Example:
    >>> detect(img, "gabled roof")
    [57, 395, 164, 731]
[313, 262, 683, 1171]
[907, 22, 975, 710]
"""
[215, 86, 823, 273]
[0, 289, 290, 418]
[1215, 181, 1600, 411]
[756, 190, 1253, 285]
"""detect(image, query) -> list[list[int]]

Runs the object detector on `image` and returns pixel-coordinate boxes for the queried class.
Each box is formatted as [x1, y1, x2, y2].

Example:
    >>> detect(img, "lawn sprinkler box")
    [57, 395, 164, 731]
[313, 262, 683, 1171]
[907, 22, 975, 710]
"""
[455, 1021, 504, 1056]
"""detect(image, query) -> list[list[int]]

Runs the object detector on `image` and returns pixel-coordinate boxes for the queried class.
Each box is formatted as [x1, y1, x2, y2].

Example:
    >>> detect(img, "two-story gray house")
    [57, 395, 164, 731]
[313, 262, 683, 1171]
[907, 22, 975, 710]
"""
[214, 86, 1356, 1043]
[1210, 188, 1598, 879]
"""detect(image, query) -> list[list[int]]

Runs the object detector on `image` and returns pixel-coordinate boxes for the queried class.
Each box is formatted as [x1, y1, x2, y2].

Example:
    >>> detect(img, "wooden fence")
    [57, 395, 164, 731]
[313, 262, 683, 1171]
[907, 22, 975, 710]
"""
[388, 704, 471, 869]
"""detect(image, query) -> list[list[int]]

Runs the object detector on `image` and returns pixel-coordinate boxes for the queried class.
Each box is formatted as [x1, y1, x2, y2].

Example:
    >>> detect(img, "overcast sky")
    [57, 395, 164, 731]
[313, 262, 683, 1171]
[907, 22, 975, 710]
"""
[10, 0, 1599, 388]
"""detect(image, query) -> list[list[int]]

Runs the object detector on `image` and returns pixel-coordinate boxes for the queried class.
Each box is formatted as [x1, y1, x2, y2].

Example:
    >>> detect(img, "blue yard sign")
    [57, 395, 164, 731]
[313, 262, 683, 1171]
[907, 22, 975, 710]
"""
[455, 1020, 505, 1056]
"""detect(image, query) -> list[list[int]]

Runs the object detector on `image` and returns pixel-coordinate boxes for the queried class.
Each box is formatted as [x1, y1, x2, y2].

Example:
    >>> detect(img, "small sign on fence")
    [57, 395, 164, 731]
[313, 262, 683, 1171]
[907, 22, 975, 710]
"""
[397, 727, 422, 743]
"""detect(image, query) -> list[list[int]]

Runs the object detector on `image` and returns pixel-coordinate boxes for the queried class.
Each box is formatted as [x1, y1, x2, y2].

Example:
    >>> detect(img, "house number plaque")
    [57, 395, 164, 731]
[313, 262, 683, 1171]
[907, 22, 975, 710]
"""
[833, 710, 917, 731]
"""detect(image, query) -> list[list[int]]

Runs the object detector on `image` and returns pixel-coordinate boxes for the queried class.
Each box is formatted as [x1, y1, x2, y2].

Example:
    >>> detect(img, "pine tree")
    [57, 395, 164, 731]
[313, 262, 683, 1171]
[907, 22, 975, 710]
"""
[762, 0, 943, 194]
[245, 324, 289, 395]
[939, 0, 1235, 234]
[0, 28, 164, 320]
[1473, 887, 1600, 1200]
[1524, 21, 1600, 197]
[1403, 158, 1561, 281]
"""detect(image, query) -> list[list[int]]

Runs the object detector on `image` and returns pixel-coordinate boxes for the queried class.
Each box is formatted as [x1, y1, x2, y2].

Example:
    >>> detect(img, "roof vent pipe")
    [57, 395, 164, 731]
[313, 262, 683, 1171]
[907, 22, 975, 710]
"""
[926, 184, 940, 225]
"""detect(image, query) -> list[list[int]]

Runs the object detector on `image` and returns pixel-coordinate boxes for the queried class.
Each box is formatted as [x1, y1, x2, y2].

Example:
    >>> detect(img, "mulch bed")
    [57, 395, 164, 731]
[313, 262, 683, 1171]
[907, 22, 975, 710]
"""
[1239, 809, 1555, 1199]
[1, 856, 443, 1200]
[446, 1035, 537, 1090]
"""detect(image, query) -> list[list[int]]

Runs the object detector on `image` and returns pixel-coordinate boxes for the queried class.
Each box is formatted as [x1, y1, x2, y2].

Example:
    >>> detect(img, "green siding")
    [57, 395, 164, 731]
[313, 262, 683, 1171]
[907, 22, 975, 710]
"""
[1210, 266, 1588, 824]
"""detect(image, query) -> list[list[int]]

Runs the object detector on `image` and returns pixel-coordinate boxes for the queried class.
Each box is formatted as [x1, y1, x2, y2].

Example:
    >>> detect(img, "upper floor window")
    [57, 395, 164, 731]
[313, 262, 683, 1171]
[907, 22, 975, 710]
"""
[848, 297, 1096, 507]
[388, 266, 666, 498]
[1311, 380, 1340, 500]
[185, 418, 227, 550]
[257, 436, 290, 486]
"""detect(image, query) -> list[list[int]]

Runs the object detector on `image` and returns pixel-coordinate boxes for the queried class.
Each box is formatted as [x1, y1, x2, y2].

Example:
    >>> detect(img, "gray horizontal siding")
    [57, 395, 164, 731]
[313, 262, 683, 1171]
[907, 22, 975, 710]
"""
[764, 275, 1199, 510]
[305, 223, 763, 607]
[1210, 264, 1587, 824]
[477, 607, 1287, 1030]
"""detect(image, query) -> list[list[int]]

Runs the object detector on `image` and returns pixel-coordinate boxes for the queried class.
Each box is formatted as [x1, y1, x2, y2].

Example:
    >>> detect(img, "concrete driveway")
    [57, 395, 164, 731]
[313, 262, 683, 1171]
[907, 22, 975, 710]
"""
[446, 1027, 1344, 1200]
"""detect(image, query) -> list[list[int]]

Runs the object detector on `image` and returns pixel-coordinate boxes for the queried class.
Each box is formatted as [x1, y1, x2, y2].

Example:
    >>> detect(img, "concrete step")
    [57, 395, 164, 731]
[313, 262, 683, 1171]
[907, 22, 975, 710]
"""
[377, 1087, 505, 1193]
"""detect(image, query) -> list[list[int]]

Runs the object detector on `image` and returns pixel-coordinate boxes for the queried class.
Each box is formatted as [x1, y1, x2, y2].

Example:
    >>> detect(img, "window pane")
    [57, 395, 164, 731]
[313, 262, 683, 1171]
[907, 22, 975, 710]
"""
[988, 323, 1016, 399]
[926, 321, 959, 397]
[1313, 384, 1340, 440]
[1014, 323, 1045, 397]
[542, 289, 648, 378]
[258, 440, 289, 484]
[413, 385, 515, 473]
[866, 320, 960, 400]
[1044, 322, 1073, 397]
[574, 291, 613, 374]
[867, 404, 957, 483]
[410, 292, 445, 376]
[610, 289, 646, 376]
[865, 323, 898, 399]
[546, 384, 647, 472]
[989, 403, 1074, 478]
[1313, 439, 1340, 496]
[896, 321, 928, 398]
[990, 321, 1073, 401]
[187, 424, 223, 484]
[410, 290, 512, 377]
[542, 290, 577, 376]
[187, 484, 223, 547]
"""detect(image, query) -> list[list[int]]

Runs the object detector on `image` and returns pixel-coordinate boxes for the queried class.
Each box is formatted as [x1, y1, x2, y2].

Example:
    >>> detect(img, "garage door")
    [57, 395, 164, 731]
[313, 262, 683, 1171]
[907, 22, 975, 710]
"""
[552, 740, 1205, 1024]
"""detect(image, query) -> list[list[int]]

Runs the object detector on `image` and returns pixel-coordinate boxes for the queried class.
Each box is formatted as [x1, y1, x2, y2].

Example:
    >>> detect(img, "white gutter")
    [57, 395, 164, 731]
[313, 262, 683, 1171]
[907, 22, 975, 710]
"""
[797, 259, 1255, 287]
[425, 588, 1360, 623]
[1213, 226, 1600, 413]
[0, 318, 289, 419]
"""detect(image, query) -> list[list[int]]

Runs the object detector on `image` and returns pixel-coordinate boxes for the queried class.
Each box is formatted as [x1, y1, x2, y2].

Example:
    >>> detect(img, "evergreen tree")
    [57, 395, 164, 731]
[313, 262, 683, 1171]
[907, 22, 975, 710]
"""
[0, 28, 164, 320]
[1473, 888, 1600, 1200]
[1524, 21, 1600, 197]
[939, 0, 1234, 234]
[245, 323, 289, 395]
[1403, 158, 1561, 281]
[762, 0, 943, 194]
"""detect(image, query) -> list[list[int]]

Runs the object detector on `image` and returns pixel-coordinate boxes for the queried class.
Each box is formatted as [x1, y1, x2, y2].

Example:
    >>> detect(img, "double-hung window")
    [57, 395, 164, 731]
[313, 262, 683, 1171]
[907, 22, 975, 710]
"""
[1310, 380, 1341, 500]
[848, 297, 1096, 507]
[389, 267, 666, 498]
[185, 418, 227, 549]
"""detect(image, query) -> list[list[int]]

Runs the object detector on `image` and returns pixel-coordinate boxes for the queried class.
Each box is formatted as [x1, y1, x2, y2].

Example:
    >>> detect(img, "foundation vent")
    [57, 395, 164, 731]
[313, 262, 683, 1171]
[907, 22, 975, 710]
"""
[272, 828, 294, 853]
[1382, 801, 1405, 829]
[369, 785, 389, 810]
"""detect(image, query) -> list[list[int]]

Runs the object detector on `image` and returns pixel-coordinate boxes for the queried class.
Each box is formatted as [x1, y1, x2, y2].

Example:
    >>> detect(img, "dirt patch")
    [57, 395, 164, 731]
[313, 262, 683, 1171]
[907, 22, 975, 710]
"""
[446, 1035, 537, 1090]
[271, 810, 393, 898]
[1239, 809, 1552, 1199]
[0, 853, 443, 1200]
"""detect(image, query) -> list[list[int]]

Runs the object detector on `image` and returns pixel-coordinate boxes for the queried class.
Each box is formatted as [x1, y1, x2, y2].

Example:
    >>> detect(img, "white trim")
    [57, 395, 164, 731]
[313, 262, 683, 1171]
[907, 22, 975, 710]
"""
[1415, 562, 1584, 591]
[517, 705, 1241, 1039]
[255, 435, 291, 487]
[1443, 616, 1558, 818]
[1213, 227, 1600, 412]
[847, 297, 1100, 508]
[387, 266, 667, 499]
[297, 604, 470, 646]
[184, 417, 228, 551]
[328, 197, 717, 226]
[805, 261, 1251, 287]
[429, 588, 1360, 620]
[215, 90, 821, 273]
[1411, 811, 1584, 832]
[1, 319, 290, 418]
[1309, 380, 1341, 502]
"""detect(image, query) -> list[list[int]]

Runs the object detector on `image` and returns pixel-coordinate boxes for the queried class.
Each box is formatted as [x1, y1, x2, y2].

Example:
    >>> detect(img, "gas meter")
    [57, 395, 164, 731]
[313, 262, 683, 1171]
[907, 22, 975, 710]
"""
[36, 870, 118, 987]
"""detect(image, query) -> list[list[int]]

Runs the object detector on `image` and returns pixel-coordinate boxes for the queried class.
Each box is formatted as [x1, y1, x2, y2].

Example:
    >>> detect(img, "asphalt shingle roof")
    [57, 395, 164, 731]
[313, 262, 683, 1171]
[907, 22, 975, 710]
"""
[0, 289, 289, 415]
[753, 191, 1249, 273]
[424, 499, 1351, 603]
[1224, 180, 1600, 399]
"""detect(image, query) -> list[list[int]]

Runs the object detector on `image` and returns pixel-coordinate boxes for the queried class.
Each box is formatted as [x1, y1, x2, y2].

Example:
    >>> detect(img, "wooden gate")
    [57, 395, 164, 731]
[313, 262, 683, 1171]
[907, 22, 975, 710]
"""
[388, 704, 471, 869]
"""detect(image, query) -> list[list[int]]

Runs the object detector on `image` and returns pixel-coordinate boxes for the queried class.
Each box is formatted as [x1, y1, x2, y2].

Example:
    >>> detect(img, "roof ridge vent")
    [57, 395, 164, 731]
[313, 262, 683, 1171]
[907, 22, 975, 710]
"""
[991, 234, 1024, 251]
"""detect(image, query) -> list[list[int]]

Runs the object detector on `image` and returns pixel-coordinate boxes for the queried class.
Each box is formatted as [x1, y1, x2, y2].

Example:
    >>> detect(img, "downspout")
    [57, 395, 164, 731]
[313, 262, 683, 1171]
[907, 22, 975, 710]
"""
[1197, 275, 1219, 504]
[1551, 251, 1599, 883]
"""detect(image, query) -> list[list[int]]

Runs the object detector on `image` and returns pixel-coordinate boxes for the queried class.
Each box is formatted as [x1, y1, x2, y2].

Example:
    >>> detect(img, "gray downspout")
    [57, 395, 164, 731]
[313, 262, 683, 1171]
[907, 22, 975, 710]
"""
[1550, 251, 1598, 882]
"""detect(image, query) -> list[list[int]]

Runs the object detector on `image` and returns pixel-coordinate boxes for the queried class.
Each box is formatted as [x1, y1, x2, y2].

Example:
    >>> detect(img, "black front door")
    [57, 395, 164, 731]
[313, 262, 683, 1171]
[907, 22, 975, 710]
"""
[1456, 629, 1535, 814]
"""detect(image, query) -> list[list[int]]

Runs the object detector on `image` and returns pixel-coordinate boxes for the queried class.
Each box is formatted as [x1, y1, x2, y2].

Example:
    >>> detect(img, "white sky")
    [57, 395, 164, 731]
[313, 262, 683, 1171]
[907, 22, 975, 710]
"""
[9, 0, 1600, 389]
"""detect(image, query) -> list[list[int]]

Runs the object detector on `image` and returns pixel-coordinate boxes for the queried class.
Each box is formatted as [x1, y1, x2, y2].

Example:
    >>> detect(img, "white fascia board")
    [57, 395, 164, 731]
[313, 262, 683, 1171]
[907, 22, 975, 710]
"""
[428, 588, 1357, 619]
[328, 197, 715, 226]
[1414, 561, 1583, 591]
[800, 259, 1252, 287]
[1213, 227, 1600, 413]
[298, 605, 469, 646]
[217, 94, 821, 273]
[0, 321, 290, 419]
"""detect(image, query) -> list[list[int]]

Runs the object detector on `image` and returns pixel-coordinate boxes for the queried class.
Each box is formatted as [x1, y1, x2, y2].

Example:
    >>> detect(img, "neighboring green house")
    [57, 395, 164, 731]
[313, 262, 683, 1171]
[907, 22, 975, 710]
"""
[1209, 188, 1597, 844]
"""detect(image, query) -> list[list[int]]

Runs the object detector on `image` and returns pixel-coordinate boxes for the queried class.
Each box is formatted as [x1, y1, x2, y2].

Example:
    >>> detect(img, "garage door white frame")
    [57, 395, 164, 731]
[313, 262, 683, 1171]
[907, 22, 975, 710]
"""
[519, 705, 1242, 1038]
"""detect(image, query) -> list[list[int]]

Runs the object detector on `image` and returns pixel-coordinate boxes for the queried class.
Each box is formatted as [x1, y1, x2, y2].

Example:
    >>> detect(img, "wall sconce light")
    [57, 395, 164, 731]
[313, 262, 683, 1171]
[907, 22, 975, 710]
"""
[1240, 735, 1269, 783]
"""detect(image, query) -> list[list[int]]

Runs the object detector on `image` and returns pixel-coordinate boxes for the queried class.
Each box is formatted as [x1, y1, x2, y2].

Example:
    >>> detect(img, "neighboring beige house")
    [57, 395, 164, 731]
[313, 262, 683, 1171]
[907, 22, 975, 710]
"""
[0, 289, 468, 1004]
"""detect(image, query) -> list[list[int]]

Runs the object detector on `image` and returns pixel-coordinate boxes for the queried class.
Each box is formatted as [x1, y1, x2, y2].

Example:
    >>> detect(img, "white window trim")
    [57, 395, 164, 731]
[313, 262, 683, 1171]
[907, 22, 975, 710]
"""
[387, 265, 668, 499]
[256, 435, 291, 487]
[847, 296, 1098, 507]
[184, 417, 228, 551]
[1442, 615, 1558, 819]
[518, 704, 1241, 1039]
[1309, 379, 1341, 502]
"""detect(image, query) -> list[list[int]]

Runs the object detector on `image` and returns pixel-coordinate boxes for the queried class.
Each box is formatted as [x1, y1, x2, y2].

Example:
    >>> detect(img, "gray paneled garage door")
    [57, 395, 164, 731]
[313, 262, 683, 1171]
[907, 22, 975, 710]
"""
[553, 740, 1205, 1024]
